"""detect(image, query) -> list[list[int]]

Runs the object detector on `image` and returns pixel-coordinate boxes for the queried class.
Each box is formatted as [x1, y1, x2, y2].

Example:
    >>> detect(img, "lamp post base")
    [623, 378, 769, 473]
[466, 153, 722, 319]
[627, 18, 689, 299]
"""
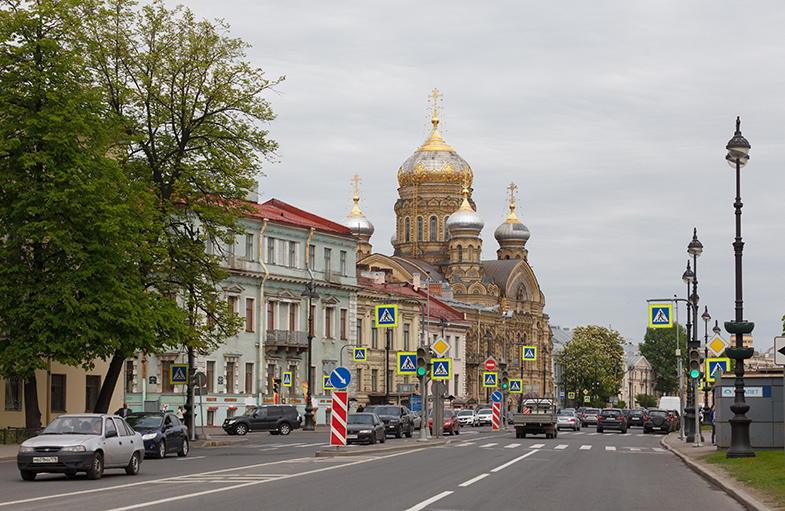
[303, 401, 315, 431]
[684, 405, 695, 442]
[727, 416, 755, 458]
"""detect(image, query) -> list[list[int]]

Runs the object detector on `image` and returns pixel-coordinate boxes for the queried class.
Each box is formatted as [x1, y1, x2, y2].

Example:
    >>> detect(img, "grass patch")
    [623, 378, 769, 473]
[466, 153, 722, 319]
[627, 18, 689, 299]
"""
[704, 450, 785, 508]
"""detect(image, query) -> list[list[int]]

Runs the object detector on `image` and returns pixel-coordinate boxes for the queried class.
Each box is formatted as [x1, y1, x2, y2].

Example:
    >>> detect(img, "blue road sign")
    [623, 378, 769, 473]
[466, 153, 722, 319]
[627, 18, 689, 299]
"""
[282, 372, 292, 387]
[398, 352, 417, 375]
[171, 364, 188, 385]
[509, 379, 523, 393]
[410, 396, 422, 412]
[491, 391, 503, 403]
[560, 391, 565, 398]
[483, 372, 497, 387]
[330, 366, 352, 389]
[353, 347, 367, 361]
[649, 304, 672, 328]
[431, 359, 451, 380]
[707, 358, 731, 382]
[523, 346, 537, 361]
[375, 304, 398, 327]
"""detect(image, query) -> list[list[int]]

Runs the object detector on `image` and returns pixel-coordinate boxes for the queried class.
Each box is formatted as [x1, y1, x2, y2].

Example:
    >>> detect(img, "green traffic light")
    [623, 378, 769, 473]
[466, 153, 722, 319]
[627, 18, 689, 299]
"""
[417, 367, 425, 376]
[690, 369, 700, 379]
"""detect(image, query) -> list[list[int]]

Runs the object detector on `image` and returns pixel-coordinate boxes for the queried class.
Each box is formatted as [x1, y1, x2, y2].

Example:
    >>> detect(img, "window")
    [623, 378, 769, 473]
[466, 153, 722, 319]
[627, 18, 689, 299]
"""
[458, 245, 463, 262]
[455, 336, 460, 358]
[267, 301, 275, 330]
[85, 375, 101, 412]
[226, 361, 236, 394]
[417, 217, 423, 241]
[245, 298, 254, 332]
[444, 217, 450, 240]
[125, 360, 134, 393]
[227, 235, 235, 260]
[308, 244, 316, 269]
[246, 234, 254, 261]
[340, 309, 347, 340]
[405, 218, 410, 242]
[403, 324, 410, 351]
[205, 237, 213, 255]
[325, 308, 334, 338]
[356, 319, 363, 346]
[5, 377, 22, 411]
[357, 368, 363, 391]
[207, 410, 216, 426]
[245, 363, 254, 394]
[371, 326, 378, 349]
[51, 374, 66, 412]
[105, 418, 116, 437]
[371, 369, 378, 392]
[340, 250, 347, 275]
[324, 248, 332, 272]
[430, 216, 437, 241]
[207, 361, 215, 393]
[228, 295, 238, 316]
[161, 361, 172, 392]
[289, 303, 297, 331]
[289, 241, 297, 267]
[468, 246, 473, 261]
[454, 374, 460, 396]
[267, 237, 276, 264]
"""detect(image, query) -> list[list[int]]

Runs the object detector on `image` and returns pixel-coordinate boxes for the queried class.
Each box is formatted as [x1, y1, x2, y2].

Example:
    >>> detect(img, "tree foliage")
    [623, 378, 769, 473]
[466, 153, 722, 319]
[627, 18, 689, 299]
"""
[559, 325, 626, 407]
[639, 323, 687, 396]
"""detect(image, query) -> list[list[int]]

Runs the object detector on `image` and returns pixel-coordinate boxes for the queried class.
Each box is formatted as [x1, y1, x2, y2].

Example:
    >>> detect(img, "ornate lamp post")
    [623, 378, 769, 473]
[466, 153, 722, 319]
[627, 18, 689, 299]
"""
[682, 261, 695, 442]
[724, 117, 755, 458]
[484, 329, 493, 405]
[688, 228, 704, 446]
[301, 274, 320, 431]
[701, 306, 711, 418]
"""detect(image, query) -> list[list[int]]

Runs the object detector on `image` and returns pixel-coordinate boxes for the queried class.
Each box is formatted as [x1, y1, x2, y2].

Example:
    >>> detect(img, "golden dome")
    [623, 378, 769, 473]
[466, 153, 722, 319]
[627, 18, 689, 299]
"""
[397, 116, 473, 187]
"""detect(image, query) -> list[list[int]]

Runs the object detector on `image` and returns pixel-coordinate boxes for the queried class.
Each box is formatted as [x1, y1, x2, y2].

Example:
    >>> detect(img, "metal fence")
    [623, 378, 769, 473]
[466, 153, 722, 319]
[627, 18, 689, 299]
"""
[2, 427, 40, 445]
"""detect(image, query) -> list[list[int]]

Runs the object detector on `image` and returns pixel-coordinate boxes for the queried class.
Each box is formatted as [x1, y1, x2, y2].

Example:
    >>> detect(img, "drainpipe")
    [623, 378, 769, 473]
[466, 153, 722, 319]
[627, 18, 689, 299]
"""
[258, 219, 270, 405]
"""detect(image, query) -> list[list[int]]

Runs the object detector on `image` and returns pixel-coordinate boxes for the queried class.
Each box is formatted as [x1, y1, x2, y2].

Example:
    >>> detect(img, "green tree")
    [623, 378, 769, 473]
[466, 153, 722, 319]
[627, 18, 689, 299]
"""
[80, 0, 281, 411]
[635, 394, 657, 408]
[0, 0, 183, 427]
[559, 325, 626, 407]
[639, 323, 687, 396]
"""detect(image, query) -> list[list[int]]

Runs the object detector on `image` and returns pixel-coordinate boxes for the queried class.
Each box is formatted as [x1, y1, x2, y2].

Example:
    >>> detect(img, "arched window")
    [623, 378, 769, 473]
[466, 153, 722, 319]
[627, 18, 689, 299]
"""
[417, 217, 423, 241]
[457, 245, 463, 262]
[405, 218, 410, 242]
[444, 217, 450, 241]
[468, 246, 473, 261]
[505, 255, 510, 260]
[430, 216, 437, 241]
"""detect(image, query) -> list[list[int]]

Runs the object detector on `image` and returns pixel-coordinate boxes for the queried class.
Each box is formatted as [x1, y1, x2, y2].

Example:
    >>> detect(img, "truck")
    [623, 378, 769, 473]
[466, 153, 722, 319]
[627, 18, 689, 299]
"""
[513, 398, 558, 438]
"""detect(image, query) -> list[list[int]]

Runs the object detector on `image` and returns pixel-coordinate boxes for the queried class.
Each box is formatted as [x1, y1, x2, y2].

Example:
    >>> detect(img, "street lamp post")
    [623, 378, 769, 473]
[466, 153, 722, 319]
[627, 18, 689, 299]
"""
[701, 306, 711, 419]
[542, 347, 549, 397]
[724, 117, 755, 458]
[628, 364, 635, 408]
[301, 273, 320, 431]
[688, 228, 704, 446]
[484, 329, 493, 405]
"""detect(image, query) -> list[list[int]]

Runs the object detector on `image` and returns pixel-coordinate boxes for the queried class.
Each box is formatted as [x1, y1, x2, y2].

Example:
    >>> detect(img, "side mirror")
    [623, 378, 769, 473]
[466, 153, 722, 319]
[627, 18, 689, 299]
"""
[105, 430, 118, 439]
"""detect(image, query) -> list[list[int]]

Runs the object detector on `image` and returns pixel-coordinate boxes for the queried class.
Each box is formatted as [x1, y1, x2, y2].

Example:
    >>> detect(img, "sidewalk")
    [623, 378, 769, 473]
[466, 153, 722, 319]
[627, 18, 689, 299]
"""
[662, 433, 775, 511]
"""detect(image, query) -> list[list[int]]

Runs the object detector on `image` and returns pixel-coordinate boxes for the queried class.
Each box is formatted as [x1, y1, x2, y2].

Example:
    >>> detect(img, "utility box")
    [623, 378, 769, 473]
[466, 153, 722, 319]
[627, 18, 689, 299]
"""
[715, 368, 783, 449]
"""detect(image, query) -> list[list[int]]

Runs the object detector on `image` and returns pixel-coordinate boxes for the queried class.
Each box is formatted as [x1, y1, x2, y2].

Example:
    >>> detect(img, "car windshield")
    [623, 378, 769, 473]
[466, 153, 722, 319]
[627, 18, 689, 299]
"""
[458, 410, 473, 416]
[125, 414, 163, 429]
[601, 410, 620, 417]
[42, 416, 102, 435]
[347, 414, 374, 424]
[585, 409, 599, 414]
[370, 406, 399, 415]
[649, 410, 667, 418]
[241, 407, 263, 417]
[558, 411, 573, 416]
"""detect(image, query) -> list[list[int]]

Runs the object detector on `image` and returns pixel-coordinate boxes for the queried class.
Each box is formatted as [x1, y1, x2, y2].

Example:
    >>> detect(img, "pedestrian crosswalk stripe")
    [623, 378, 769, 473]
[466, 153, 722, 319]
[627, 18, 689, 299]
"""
[530, 444, 545, 449]
[580, 445, 592, 450]
[555, 444, 568, 450]
[480, 443, 497, 448]
[628, 447, 641, 451]
[652, 448, 665, 452]
[605, 446, 616, 451]
[505, 443, 520, 449]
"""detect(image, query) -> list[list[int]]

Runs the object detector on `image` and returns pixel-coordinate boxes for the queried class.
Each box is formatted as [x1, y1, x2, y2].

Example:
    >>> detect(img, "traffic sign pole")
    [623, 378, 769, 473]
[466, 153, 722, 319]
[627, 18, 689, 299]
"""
[492, 402, 501, 430]
[330, 391, 348, 447]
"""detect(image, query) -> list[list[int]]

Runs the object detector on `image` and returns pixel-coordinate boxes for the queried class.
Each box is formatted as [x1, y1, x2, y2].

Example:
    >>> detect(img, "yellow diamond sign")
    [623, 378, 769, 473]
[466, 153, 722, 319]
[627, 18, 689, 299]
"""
[431, 337, 450, 357]
[708, 333, 728, 357]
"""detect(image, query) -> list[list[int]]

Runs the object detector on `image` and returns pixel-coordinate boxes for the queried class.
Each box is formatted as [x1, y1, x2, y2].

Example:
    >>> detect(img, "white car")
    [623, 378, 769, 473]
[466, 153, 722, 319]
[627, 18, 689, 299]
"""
[17, 414, 144, 481]
[475, 408, 493, 426]
[457, 409, 478, 427]
[557, 411, 581, 431]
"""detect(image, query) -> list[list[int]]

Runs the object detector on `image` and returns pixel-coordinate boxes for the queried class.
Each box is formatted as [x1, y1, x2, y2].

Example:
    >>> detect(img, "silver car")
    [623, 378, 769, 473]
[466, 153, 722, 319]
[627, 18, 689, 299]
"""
[557, 410, 581, 431]
[17, 414, 144, 481]
[457, 409, 477, 427]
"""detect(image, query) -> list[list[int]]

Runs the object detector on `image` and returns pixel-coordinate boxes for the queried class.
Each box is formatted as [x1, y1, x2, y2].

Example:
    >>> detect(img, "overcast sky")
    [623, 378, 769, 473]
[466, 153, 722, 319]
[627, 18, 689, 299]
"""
[174, 1, 784, 352]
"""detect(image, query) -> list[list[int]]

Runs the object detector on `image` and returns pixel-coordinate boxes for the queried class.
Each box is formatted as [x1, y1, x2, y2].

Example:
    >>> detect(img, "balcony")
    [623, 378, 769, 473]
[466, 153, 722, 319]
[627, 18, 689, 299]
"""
[265, 330, 309, 352]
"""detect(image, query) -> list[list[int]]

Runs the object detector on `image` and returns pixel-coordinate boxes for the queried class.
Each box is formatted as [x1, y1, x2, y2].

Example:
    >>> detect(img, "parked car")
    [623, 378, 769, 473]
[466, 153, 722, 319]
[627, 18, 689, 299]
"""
[627, 408, 647, 427]
[17, 414, 144, 481]
[580, 408, 600, 427]
[643, 409, 673, 434]
[125, 412, 189, 459]
[363, 405, 413, 438]
[475, 408, 493, 426]
[557, 410, 581, 431]
[597, 408, 628, 433]
[457, 409, 478, 427]
[409, 410, 422, 430]
[223, 405, 302, 436]
[428, 408, 461, 435]
[345, 413, 386, 445]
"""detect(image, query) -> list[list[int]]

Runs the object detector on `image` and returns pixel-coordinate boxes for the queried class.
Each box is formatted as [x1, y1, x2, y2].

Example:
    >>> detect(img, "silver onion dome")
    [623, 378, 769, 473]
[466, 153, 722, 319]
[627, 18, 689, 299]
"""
[446, 190, 484, 233]
[494, 206, 530, 244]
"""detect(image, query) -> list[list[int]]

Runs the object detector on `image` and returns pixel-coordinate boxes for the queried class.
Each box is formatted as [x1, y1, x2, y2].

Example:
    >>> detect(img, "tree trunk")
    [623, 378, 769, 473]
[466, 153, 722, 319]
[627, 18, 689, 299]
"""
[94, 350, 125, 413]
[24, 375, 41, 430]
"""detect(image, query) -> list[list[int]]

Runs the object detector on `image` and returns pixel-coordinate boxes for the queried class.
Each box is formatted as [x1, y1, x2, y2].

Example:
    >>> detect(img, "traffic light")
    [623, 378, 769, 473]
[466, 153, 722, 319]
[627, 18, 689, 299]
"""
[688, 349, 701, 379]
[273, 378, 281, 394]
[501, 370, 509, 390]
[416, 347, 429, 377]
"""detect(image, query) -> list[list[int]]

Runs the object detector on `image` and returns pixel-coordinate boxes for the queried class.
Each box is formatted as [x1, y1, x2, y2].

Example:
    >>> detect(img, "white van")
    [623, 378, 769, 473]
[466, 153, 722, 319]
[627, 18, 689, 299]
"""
[659, 396, 681, 412]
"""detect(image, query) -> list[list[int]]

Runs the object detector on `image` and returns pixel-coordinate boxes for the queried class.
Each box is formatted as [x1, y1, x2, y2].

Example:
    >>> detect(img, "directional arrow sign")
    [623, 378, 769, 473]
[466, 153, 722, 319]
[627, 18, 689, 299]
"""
[775, 337, 785, 366]
[329, 367, 352, 389]
[491, 391, 503, 403]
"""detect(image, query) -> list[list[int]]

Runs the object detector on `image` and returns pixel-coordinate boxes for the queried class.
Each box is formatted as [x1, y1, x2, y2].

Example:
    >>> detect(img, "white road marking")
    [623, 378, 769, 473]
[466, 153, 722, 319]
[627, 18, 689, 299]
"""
[459, 473, 490, 487]
[455, 442, 475, 447]
[491, 449, 538, 472]
[177, 456, 206, 461]
[605, 446, 616, 451]
[405, 491, 454, 511]
[580, 445, 592, 450]
[652, 448, 666, 452]
[505, 443, 521, 449]
[480, 443, 498, 448]
[555, 444, 568, 450]
[529, 443, 545, 449]
[628, 447, 641, 451]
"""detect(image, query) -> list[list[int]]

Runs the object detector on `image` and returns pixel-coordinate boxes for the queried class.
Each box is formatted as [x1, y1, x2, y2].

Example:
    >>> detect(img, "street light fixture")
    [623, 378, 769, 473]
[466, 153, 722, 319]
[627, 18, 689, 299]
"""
[687, 228, 704, 447]
[682, 261, 696, 442]
[724, 117, 755, 458]
[301, 274, 320, 431]
[701, 306, 711, 417]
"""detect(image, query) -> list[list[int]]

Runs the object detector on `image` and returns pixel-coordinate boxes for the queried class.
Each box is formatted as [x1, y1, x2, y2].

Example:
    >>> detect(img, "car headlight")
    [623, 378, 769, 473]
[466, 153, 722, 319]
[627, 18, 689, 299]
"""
[142, 433, 158, 440]
[227, 419, 236, 424]
[19, 446, 33, 454]
[60, 445, 86, 452]
[359, 429, 372, 434]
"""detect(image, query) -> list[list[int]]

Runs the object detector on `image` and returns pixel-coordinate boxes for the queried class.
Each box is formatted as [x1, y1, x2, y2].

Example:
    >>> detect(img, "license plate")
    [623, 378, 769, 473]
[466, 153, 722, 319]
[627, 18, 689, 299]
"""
[33, 457, 58, 463]
[346, 434, 358, 439]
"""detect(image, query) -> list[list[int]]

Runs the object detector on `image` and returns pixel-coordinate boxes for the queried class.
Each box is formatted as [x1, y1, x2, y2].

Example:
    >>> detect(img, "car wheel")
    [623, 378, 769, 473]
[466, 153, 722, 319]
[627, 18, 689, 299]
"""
[86, 452, 104, 480]
[369, 433, 377, 445]
[178, 438, 189, 457]
[395, 426, 402, 439]
[125, 452, 141, 475]
[405, 426, 413, 438]
[279, 422, 291, 435]
[20, 470, 36, 481]
[622, 427, 627, 434]
[157, 440, 167, 459]
[597, 427, 603, 433]
[455, 427, 460, 435]
[235, 423, 248, 436]
[380, 432, 386, 443]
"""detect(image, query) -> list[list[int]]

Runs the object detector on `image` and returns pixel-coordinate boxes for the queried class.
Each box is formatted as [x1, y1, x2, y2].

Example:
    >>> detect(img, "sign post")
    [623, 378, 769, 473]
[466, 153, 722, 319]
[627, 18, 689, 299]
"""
[330, 390, 348, 447]
[775, 337, 785, 467]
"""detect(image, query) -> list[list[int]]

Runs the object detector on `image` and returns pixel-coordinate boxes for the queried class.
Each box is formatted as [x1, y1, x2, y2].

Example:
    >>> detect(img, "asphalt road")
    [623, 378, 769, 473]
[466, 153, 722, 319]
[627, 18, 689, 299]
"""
[0, 426, 744, 511]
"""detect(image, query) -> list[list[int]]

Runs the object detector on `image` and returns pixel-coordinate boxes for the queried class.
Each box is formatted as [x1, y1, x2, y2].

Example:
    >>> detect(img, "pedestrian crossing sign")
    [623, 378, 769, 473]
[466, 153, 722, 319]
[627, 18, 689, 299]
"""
[649, 304, 672, 328]
[398, 352, 417, 375]
[431, 359, 451, 380]
[568, 392, 576, 400]
[375, 304, 398, 327]
[483, 372, 497, 387]
[706, 358, 731, 382]
[323, 375, 335, 391]
[170, 364, 188, 385]
[282, 372, 292, 387]
[584, 395, 590, 402]
[353, 347, 367, 362]
[509, 379, 523, 393]
[522, 346, 537, 361]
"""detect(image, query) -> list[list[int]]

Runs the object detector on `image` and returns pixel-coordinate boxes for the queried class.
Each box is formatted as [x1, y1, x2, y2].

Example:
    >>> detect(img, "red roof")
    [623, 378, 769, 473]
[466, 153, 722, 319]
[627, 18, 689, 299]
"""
[244, 198, 354, 238]
[357, 276, 467, 323]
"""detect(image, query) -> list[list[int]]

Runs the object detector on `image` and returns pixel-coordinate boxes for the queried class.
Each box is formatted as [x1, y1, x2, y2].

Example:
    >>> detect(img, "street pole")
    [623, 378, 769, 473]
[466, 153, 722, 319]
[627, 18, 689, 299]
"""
[301, 270, 319, 431]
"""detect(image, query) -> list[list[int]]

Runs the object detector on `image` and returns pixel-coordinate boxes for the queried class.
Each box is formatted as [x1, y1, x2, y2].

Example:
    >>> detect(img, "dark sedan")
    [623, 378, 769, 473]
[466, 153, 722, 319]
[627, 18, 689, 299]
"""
[125, 412, 189, 459]
[627, 408, 647, 427]
[346, 413, 386, 445]
[363, 405, 413, 438]
[597, 408, 628, 433]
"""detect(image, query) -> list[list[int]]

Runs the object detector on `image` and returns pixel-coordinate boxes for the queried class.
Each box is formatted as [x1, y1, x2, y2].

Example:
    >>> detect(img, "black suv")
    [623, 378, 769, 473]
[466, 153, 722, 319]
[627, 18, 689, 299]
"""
[627, 408, 647, 427]
[597, 408, 628, 433]
[223, 405, 302, 436]
[364, 405, 413, 438]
